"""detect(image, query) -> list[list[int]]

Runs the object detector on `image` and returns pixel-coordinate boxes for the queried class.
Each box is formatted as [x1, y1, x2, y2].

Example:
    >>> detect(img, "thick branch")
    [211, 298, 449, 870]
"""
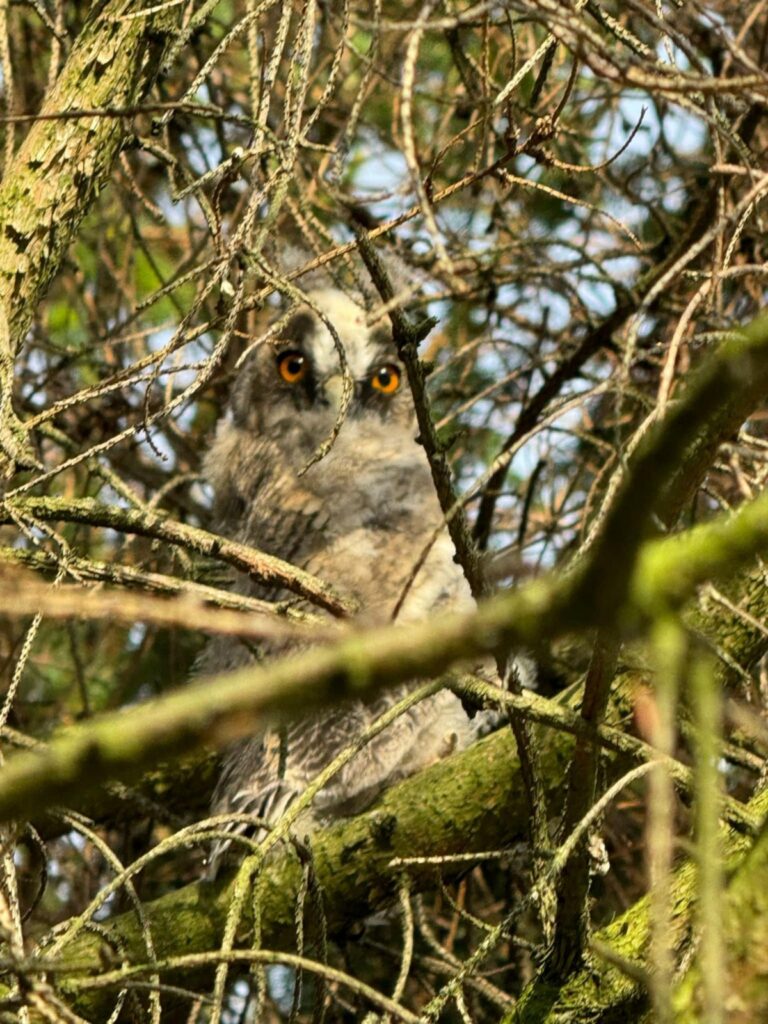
[581, 311, 768, 625]
[0, 573, 563, 824]
[4, 484, 768, 825]
[38, 725, 571, 1021]
[0, 0, 180, 476]
[674, 810, 768, 1019]
[507, 788, 768, 1024]
[548, 634, 620, 974]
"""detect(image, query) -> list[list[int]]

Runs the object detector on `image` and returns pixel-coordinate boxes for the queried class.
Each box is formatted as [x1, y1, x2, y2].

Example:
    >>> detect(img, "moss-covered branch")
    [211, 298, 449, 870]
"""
[580, 311, 768, 625]
[506, 786, 768, 1024]
[0, 572, 559, 824]
[14, 686, 765, 1023]
[673, 810, 768, 1020]
[3, 483, 768, 826]
[0, 0, 181, 477]
[38, 724, 571, 1021]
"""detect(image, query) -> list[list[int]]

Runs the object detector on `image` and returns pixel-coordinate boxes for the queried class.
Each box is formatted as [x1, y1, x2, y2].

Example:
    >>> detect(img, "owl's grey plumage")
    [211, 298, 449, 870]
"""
[202, 286, 489, 857]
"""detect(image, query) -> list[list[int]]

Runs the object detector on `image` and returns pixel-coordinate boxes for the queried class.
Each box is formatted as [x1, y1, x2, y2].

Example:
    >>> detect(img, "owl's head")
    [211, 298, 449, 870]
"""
[230, 289, 414, 454]
[208, 285, 440, 541]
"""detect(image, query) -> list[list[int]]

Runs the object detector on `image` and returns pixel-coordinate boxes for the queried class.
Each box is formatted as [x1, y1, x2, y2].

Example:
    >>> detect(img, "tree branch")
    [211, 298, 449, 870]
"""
[0, 496, 353, 616]
[4, 481, 768, 825]
[0, 0, 180, 478]
[507, 785, 768, 1024]
[31, 723, 567, 1021]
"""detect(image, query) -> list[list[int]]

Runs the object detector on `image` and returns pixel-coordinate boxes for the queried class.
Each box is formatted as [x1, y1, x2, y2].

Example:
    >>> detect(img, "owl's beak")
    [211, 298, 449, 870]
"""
[322, 373, 345, 413]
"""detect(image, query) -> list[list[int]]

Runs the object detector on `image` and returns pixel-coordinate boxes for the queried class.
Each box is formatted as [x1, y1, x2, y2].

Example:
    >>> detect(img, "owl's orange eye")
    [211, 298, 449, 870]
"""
[371, 364, 401, 394]
[277, 350, 307, 384]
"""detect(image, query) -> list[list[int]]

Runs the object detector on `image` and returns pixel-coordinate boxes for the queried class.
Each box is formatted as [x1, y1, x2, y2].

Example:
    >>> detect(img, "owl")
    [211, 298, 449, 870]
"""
[202, 286, 492, 858]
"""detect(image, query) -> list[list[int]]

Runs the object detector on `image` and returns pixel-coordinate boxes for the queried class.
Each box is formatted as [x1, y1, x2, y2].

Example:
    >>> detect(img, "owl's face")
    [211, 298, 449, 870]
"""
[231, 289, 415, 465]
[208, 284, 451, 612]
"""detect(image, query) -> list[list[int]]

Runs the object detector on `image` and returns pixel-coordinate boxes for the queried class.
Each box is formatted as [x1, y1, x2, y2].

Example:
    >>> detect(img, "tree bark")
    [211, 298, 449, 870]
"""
[0, 0, 179, 477]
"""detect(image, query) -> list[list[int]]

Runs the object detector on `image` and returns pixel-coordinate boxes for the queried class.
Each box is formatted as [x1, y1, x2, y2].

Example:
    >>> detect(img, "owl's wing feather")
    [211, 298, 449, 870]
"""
[206, 730, 300, 874]
[206, 683, 482, 874]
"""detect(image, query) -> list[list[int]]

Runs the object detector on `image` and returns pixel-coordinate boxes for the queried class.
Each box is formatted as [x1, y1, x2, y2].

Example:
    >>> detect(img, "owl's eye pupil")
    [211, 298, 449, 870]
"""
[277, 350, 307, 383]
[371, 363, 401, 394]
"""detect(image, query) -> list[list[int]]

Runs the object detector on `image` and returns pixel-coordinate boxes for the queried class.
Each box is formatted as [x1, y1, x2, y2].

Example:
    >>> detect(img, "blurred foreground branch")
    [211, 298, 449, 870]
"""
[4, 476, 768, 825]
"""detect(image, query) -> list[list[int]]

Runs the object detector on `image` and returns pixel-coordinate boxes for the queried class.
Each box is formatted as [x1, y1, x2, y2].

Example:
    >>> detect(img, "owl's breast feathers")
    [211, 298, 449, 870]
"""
[205, 414, 471, 621]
